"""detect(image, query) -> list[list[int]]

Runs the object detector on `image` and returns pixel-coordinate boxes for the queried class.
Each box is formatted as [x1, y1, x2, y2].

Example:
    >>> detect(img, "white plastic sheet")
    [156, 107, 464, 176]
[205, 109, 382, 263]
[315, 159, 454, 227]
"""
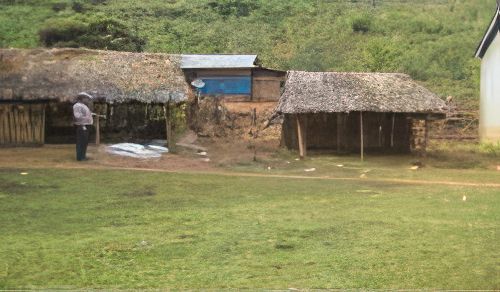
[105, 143, 168, 158]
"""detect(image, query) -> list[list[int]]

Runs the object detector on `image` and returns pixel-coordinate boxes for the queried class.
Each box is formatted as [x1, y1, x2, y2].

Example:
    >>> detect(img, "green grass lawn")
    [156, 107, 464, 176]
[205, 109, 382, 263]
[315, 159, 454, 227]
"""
[1, 167, 500, 290]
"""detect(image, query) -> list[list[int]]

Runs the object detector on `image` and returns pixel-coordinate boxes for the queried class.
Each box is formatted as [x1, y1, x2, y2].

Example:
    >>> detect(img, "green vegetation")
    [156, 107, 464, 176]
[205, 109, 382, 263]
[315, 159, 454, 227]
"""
[1, 166, 500, 289]
[0, 0, 495, 108]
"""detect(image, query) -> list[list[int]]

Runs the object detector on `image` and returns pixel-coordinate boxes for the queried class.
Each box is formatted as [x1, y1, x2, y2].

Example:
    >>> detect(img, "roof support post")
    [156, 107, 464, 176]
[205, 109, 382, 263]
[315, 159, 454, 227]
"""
[337, 113, 341, 152]
[164, 98, 173, 150]
[296, 114, 306, 158]
[95, 113, 100, 146]
[360, 111, 364, 162]
[41, 105, 45, 145]
[391, 113, 395, 148]
[424, 114, 429, 151]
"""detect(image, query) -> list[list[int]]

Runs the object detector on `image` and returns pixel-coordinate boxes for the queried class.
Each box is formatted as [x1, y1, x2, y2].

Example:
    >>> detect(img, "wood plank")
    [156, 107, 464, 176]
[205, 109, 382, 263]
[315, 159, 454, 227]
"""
[296, 114, 306, 158]
[95, 114, 100, 146]
[360, 112, 364, 162]
[41, 106, 45, 144]
[15, 108, 21, 143]
[0, 105, 5, 143]
[391, 113, 395, 147]
[337, 113, 341, 152]
[9, 109, 15, 143]
[21, 109, 27, 143]
[27, 107, 33, 143]
[5, 106, 11, 143]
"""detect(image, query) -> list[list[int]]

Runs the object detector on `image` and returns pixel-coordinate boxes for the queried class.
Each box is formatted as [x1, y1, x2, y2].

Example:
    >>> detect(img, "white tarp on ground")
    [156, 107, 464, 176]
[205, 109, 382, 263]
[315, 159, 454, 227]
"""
[105, 143, 168, 158]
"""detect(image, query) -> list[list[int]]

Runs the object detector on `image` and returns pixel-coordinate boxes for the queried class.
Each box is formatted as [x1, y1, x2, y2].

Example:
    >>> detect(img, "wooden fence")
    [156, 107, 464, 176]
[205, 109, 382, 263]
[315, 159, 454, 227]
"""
[0, 103, 46, 145]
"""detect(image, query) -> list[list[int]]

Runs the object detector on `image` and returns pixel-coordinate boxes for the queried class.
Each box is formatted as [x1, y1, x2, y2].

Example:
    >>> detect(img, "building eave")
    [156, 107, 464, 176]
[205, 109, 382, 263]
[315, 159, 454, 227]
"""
[475, 7, 500, 59]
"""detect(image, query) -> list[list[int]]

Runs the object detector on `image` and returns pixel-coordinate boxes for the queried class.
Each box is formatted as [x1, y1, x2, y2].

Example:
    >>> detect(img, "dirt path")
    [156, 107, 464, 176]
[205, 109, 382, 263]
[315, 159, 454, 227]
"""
[2, 145, 499, 188]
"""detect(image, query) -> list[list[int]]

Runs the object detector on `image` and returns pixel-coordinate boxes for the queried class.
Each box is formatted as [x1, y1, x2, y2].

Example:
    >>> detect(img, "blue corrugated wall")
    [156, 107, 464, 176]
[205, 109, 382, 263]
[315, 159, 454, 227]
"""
[199, 77, 251, 95]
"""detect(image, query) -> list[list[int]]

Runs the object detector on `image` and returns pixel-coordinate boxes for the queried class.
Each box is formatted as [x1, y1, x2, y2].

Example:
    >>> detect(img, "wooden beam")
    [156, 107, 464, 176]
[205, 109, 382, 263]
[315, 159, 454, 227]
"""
[424, 114, 429, 151]
[360, 111, 364, 162]
[164, 100, 173, 150]
[337, 113, 341, 152]
[41, 105, 45, 144]
[296, 114, 306, 158]
[95, 114, 100, 146]
[391, 113, 395, 147]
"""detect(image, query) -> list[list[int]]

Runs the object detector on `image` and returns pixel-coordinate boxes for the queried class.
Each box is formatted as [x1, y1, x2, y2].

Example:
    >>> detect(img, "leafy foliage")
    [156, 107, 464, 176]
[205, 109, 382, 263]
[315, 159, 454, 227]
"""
[0, 0, 497, 108]
[38, 14, 145, 51]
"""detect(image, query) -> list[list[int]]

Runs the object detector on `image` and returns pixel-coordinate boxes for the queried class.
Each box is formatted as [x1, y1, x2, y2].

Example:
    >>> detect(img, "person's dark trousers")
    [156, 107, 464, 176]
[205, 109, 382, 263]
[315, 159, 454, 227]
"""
[76, 125, 91, 161]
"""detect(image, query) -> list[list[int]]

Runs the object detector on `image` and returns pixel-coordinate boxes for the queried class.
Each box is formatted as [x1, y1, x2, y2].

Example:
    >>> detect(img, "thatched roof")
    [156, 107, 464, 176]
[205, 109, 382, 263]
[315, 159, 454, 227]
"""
[0, 48, 190, 103]
[276, 71, 447, 114]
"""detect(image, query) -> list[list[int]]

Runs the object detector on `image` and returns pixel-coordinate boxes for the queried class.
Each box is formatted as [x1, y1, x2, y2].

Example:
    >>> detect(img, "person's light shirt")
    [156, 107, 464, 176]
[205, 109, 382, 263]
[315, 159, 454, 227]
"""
[73, 102, 93, 125]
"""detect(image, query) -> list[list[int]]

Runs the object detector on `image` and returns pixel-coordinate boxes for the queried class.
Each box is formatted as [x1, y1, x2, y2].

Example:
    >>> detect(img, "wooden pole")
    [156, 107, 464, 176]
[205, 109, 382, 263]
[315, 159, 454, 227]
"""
[360, 111, 364, 162]
[297, 114, 306, 158]
[95, 114, 100, 146]
[337, 113, 341, 152]
[14, 108, 20, 143]
[164, 98, 173, 150]
[391, 113, 395, 148]
[41, 105, 45, 144]
[0, 105, 5, 143]
[424, 114, 429, 151]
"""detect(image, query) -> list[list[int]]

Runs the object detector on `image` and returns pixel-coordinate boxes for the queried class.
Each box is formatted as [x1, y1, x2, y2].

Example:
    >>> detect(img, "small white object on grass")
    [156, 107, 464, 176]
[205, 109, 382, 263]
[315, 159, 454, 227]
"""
[463, 196, 467, 201]
[304, 168, 316, 172]
[20, 172, 28, 175]
[197, 152, 208, 156]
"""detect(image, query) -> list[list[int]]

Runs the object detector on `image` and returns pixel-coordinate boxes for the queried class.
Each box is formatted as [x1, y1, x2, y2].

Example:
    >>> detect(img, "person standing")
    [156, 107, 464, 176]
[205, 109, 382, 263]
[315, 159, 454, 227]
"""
[73, 92, 93, 161]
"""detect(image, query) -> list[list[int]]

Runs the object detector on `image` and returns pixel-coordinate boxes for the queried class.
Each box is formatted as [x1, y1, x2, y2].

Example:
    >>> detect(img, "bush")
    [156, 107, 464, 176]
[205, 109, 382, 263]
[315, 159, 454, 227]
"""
[351, 14, 373, 33]
[207, 0, 259, 18]
[71, 1, 85, 13]
[38, 14, 145, 52]
[51, 3, 67, 12]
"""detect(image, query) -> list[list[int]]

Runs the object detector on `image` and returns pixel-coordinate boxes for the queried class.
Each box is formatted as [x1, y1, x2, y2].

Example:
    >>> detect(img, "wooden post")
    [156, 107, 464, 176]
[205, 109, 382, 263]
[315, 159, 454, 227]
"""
[41, 105, 45, 144]
[95, 114, 100, 146]
[337, 113, 341, 152]
[360, 111, 364, 162]
[164, 98, 173, 150]
[424, 114, 429, 151]
[0, 105, 6, 143]
[296, 114, 306, 158]
[391, 113, 395, 148]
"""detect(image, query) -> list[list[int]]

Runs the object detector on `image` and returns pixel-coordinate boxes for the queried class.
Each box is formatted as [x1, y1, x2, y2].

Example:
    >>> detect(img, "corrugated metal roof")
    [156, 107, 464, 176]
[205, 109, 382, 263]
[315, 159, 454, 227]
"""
[475, 7, 500, 58]
[180, 54, 258, 69]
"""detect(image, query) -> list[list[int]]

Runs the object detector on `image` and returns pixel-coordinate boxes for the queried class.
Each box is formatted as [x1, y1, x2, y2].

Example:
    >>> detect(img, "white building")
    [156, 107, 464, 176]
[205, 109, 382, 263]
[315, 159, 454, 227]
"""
[475, 3, 500, 143]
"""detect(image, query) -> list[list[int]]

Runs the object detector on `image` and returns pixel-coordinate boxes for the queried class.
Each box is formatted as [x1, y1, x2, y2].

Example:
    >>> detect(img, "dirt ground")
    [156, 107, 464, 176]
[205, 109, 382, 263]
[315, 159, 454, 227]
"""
[0, 102, 283, 172]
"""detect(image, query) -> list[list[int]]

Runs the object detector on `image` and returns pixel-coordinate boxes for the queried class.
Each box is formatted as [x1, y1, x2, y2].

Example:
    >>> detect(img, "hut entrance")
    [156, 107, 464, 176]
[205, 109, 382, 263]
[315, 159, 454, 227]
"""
[0, 102, 47, 146]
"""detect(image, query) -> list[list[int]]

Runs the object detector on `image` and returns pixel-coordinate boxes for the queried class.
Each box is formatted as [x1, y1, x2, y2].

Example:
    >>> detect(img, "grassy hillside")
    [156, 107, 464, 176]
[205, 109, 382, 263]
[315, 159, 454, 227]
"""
[0, 0, 496, 109]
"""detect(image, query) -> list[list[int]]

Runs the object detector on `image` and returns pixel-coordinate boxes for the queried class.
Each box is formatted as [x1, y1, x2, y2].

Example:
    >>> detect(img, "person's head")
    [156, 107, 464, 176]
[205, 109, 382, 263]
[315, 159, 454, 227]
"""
[76, 92, 94, 108]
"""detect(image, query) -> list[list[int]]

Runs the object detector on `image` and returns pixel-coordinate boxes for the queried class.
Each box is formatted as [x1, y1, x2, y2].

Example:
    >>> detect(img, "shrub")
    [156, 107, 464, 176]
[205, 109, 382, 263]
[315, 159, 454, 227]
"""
[38, 15, 145, 52]
[51, 3, 67, 12]
[207, 0, 259, 18]
[71, 1, 85, 13]
[351, 14, 373, 33]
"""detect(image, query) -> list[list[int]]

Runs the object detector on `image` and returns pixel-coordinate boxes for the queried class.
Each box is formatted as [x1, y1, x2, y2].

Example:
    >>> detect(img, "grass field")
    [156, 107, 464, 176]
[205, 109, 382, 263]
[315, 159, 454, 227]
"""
[1, 164, 500, 290]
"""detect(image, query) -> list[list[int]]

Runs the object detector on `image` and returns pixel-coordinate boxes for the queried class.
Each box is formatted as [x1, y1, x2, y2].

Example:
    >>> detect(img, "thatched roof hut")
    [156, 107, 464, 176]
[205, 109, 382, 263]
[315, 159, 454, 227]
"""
[0, 48, 191, 146]
[0, 48, 190, 103]
[276, 71, 447, 115]
[276, 71, 447, 157]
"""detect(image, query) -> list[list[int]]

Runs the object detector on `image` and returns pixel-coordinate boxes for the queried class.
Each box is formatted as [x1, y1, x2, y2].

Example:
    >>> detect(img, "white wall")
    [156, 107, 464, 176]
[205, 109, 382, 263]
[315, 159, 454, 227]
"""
[480, 32, 500, 142]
